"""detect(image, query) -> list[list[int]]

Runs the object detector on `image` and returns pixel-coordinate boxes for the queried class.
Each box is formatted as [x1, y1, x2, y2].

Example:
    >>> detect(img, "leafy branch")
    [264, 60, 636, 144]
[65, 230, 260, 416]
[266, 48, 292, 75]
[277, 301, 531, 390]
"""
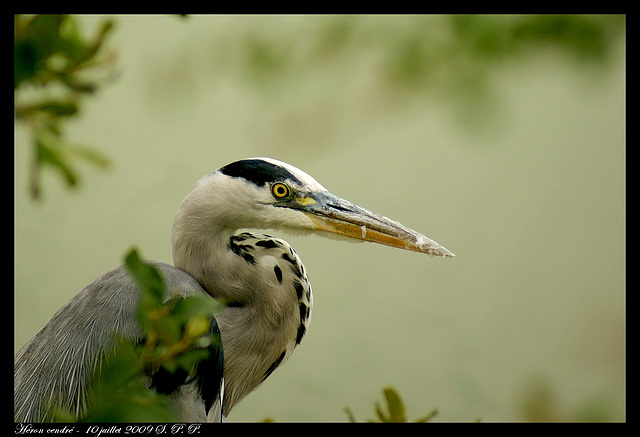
[14, 14, 116, 199]
[344, 387, 439, 423]
[51, 248, 223, 422]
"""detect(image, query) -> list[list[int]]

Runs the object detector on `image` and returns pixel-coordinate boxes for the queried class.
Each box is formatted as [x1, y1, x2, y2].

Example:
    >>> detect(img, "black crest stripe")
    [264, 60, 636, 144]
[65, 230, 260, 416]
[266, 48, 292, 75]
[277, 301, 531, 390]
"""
[219, 159, 302, 187]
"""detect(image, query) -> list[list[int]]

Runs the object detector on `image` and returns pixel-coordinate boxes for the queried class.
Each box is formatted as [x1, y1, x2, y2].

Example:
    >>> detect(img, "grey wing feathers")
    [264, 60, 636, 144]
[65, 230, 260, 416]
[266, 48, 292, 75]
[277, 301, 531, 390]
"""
[14, 261, 220, 422]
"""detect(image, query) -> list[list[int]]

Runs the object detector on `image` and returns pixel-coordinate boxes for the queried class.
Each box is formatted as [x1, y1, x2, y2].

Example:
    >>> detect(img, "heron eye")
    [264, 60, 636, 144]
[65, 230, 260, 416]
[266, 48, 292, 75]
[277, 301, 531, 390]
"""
[271, 183, 291, 199]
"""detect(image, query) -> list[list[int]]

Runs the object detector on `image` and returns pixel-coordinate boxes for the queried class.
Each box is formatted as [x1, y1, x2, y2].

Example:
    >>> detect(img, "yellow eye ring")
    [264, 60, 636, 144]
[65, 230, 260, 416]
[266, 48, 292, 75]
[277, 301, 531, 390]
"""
[271, 182, 291, 199]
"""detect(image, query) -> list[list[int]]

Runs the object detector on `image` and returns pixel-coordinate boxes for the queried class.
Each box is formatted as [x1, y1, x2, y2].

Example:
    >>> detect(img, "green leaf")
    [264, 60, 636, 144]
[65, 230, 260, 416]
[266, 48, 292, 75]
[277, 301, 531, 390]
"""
[36, 135, 79, 187]
[345, 386, 437, 422]
[23, 14, 66, 57]
[83, 394, 176, 423]
[46, 405, 78, 423]
[414, 408, 439, 423]
[184, 315, 211, 339]
[152, 316, 182, 344]
[174, 349, 211, 373]
[374, 401, 389, 422]
[124, 248, 165, 303]
[343, 407, 358, 423]
[170, 294, 224, 325]
[383, 387, 406, 422]
[87, 19, 115, 60]
[125, 248, 169, 341]
[67, 145, 111, 169]
[17, 99, 79, 118]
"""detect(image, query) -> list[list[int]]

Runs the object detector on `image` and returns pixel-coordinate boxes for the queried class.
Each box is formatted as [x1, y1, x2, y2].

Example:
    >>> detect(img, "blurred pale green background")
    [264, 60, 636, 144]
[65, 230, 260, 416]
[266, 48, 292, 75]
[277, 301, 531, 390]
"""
[14, 15, 625, 421]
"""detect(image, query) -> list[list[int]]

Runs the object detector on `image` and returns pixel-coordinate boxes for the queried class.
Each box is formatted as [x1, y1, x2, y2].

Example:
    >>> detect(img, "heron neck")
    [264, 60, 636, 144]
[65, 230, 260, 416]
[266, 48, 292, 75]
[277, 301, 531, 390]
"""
[171, 208, 236, 300]
[171, 175, 274, 306]
[169, 178, 308, 415]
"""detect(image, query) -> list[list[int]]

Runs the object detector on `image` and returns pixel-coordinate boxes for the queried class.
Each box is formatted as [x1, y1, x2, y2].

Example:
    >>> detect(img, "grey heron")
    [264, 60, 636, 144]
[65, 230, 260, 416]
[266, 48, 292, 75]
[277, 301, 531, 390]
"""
[14, 157, 454, 422]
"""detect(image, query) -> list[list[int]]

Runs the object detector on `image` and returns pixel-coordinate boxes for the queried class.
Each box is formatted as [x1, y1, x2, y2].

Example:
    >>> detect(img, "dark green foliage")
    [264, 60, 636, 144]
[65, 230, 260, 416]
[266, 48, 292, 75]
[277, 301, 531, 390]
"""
[15, 14, 115, 199]
[79, 341, 178, 423]
[14, 14, 114, 91]
[127, 248, 223, 378]
[51, 248, 222, 422]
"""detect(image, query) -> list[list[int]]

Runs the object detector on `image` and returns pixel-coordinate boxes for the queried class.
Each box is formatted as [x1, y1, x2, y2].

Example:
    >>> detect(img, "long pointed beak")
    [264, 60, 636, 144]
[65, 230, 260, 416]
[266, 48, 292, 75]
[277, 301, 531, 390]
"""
[284, 192, 455, 257]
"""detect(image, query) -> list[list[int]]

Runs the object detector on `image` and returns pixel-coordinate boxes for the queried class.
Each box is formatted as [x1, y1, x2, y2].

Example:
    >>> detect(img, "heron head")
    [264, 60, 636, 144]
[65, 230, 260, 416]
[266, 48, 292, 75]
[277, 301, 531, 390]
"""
[207, 158, 454, 257]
